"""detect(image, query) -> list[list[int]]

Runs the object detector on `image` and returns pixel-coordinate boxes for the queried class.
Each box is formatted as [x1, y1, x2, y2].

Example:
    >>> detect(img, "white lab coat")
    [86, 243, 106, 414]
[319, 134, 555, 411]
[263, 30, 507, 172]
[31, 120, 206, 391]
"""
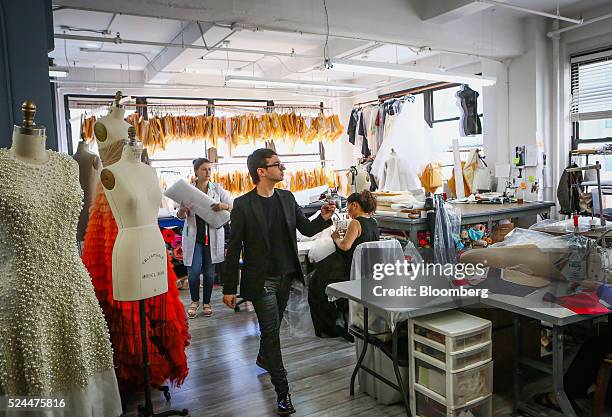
[181, 182, 233, 266]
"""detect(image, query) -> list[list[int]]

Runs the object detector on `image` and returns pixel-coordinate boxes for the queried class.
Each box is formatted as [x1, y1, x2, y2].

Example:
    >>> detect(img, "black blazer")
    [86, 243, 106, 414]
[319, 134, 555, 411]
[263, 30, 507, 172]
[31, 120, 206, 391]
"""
[223, 188, 332, 301]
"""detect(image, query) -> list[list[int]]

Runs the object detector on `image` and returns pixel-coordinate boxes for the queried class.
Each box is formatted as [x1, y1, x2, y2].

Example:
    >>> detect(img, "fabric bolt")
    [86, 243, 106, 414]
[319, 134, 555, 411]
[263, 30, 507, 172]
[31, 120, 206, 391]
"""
[162, 228, 176, 243]
[82, 143, 190, 393]
[171, 234, 182, 249]
[0, 149, 122, 417]
[180, 181, 232, 267]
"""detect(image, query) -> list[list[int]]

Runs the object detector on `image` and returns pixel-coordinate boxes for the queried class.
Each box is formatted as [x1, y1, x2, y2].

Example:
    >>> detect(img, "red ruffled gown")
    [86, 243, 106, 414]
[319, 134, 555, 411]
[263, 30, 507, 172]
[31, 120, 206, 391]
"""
[82, 142, 189, 393]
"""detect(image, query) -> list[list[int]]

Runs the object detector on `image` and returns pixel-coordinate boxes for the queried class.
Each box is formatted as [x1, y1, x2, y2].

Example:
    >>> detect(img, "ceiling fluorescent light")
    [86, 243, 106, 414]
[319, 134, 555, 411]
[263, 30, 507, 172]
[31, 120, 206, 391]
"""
[49, 67, 69, 78]
[329, 59, 496, 87]
[225, 76, 367, 92]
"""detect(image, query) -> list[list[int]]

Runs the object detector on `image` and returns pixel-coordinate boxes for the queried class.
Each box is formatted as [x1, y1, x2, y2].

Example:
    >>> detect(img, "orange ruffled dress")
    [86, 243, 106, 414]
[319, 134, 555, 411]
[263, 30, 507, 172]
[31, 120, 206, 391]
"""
[82, 141, 189, 393]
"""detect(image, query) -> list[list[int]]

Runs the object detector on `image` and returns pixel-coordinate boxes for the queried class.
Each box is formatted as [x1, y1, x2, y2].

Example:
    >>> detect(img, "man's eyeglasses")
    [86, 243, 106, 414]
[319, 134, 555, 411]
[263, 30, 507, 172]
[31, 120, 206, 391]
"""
[264, 162, 285, 170]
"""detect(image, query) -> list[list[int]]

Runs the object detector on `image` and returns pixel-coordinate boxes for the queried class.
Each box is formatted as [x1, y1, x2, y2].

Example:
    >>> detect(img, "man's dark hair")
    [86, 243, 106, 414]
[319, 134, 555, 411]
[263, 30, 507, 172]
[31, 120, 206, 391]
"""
[193, 157, 211, 172]
[247, 148, 277, 184]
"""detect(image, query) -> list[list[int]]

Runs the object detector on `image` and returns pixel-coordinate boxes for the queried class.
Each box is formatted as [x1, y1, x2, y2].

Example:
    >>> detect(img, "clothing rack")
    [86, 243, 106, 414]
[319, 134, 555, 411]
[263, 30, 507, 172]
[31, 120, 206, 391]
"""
[353, 81, 454, 107]
[152, 160, 334, 167]
[150, 153, 323, 163]
[71, 101, 331, 111]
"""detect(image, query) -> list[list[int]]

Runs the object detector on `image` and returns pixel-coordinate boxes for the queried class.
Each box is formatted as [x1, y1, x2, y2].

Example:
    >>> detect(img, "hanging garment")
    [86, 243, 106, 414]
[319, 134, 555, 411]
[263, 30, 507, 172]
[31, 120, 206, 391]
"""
[82, 144, 190, 393]
[557, 163, 583, 215]
[366, 107, 379, 156]
[346, 109, 360, 145]
[0, 149, 122, 417]
[362, 159, 379, 191]
[371, 97, 440, 192]
[457, 84, 482, 136]
[358, 111, 371, 158]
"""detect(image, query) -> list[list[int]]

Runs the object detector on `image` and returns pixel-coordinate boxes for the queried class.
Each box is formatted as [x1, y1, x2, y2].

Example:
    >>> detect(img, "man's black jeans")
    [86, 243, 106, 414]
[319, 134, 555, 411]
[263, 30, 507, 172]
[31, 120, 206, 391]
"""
[252, 274, 294, 396]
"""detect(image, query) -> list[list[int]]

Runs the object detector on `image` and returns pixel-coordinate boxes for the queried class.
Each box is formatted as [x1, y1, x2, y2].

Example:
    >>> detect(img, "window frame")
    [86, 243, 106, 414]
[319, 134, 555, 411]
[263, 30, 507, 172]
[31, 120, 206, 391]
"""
[570, 47, 612, 148]
[427, 83, 484, 126]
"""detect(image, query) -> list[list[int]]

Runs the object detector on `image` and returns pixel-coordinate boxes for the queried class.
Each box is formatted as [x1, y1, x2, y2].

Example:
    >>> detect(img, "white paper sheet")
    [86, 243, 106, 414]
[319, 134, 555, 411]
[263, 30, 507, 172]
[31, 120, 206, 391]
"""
[495, 163, 511, 178]
[292, 185, 329, 206]
[525, 144, 538, 167]
[164, 179, 230, 228]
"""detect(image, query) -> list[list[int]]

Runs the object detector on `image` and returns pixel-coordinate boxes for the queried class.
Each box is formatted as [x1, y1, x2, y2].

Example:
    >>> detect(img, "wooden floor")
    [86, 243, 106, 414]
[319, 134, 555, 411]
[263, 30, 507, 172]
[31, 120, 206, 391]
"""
[122, 287, 610, 417]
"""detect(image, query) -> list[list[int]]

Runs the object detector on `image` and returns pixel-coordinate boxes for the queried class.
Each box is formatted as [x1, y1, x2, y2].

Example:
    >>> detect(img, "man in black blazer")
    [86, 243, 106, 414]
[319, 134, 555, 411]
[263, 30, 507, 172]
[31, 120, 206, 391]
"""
[223, 148, 335, 415]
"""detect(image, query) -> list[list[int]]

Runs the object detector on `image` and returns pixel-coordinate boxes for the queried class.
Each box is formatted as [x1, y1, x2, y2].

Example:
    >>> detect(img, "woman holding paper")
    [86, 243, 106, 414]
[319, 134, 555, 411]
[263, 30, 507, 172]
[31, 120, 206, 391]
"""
[177, 158, 232, 318]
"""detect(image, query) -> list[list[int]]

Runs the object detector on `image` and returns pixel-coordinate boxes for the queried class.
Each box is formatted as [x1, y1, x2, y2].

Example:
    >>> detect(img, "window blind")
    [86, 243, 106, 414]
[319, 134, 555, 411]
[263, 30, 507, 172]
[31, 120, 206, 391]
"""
[571, 49, 612, 122]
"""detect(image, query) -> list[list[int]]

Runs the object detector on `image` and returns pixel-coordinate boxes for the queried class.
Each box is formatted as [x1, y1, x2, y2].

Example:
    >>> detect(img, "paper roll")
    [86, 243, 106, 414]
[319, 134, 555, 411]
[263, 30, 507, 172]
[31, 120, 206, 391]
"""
[452, 139, 465, 199]
[164, 179, 230, 229]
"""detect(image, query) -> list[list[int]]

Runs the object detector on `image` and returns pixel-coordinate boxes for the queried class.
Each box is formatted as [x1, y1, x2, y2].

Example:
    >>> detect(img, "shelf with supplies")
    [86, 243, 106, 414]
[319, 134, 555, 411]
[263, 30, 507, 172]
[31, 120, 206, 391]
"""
[409, 310, 493, 416]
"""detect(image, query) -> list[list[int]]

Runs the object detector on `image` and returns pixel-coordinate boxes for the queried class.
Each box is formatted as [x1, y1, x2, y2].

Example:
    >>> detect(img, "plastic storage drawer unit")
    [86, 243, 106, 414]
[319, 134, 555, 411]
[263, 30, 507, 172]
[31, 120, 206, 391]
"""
[415, 391, 492, 417]
[409, 310, 493, 416]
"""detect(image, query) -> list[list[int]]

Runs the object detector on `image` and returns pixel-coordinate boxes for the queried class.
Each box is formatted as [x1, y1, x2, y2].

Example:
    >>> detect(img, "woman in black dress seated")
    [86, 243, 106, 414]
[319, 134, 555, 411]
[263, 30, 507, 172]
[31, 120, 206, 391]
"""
[308, 191, 380, 340]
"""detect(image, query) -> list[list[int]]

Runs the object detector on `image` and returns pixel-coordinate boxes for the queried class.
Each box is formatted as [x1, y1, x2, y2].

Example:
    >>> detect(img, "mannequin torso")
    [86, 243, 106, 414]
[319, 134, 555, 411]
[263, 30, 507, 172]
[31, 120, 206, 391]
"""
[73, 141, 101, 241]
[101, 139, 168, 301]
[10, 129, 48, 164]
[94, 106, 131, 155]
[456, 85, 482, 136]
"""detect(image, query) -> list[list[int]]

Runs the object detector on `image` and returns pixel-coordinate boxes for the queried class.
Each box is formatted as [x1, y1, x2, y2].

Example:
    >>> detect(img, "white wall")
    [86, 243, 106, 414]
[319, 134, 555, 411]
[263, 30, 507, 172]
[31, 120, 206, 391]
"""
[481, 59, 509, 188]
[505, 17, 553, 202]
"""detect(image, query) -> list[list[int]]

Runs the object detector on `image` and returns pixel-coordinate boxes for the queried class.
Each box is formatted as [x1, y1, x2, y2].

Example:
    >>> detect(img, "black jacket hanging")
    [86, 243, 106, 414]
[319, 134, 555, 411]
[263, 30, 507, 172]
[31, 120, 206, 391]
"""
[557, 163, 583, 215]
[347, 109, 359, 145]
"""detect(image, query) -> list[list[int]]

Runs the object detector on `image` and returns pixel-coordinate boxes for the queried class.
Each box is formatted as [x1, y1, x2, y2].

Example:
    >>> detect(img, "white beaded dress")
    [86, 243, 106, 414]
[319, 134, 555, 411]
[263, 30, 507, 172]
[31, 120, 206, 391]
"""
[0, 148, 122, 417]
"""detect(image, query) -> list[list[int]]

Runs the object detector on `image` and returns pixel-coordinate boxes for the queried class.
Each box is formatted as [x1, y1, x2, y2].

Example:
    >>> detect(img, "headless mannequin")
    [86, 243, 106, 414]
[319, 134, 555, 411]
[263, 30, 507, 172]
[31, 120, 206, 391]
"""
[101, 127, 168, 301]
[73, 134, 101, 241]
[456, 84, 482, 136]
[9, 101, 49, 164]
[94, 91, 131, 166]
[353, 161, 370, 193]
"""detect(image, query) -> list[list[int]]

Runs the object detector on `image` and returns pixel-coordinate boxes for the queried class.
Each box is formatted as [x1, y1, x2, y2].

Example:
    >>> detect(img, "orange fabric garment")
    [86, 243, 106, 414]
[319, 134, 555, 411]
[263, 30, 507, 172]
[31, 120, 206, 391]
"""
[82, 184, 190, 393]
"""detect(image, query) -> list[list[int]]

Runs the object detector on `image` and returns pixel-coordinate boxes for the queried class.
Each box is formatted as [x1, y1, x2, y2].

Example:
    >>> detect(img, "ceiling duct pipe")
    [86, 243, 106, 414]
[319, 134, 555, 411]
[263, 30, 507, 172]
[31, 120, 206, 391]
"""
[478, 0, 583, 24]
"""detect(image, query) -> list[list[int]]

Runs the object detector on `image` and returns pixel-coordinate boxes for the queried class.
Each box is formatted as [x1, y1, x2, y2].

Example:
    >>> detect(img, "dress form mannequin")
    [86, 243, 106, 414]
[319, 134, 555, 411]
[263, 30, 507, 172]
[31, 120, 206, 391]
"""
[73, 133, 101, 241]
[0, 101, 122, 416]
[456, 84, 482, 136]
[101, 127, 168, 301]
[9, 101, 49, 164]
[353, 161, 370, 193]
[95, 91, 131, 166]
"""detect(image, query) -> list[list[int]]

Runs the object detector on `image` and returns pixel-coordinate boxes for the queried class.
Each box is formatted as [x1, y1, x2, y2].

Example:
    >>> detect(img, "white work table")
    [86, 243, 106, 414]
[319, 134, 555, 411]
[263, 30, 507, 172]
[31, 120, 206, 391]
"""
[326, 278, 611, 417]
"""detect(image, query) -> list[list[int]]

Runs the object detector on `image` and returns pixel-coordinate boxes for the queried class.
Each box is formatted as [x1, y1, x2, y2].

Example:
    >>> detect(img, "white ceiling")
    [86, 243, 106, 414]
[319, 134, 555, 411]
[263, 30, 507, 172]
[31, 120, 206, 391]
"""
[50, 0, 612, 96]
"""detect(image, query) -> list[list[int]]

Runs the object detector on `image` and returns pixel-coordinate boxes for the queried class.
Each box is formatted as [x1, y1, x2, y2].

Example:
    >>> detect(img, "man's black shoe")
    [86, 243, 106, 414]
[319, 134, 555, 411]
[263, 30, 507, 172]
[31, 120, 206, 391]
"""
[276, 393, 295, 415]
[255, 354, 270, 372]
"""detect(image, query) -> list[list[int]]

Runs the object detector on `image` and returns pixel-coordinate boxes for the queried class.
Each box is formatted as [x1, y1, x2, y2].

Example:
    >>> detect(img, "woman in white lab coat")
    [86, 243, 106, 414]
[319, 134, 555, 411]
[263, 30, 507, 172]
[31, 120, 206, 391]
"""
[177, 158, 232, 318]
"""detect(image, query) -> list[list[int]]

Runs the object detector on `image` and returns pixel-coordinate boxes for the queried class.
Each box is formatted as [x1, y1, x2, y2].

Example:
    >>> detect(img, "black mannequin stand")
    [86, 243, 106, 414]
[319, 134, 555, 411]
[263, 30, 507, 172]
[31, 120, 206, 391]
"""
[137, 299, 188, 417]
